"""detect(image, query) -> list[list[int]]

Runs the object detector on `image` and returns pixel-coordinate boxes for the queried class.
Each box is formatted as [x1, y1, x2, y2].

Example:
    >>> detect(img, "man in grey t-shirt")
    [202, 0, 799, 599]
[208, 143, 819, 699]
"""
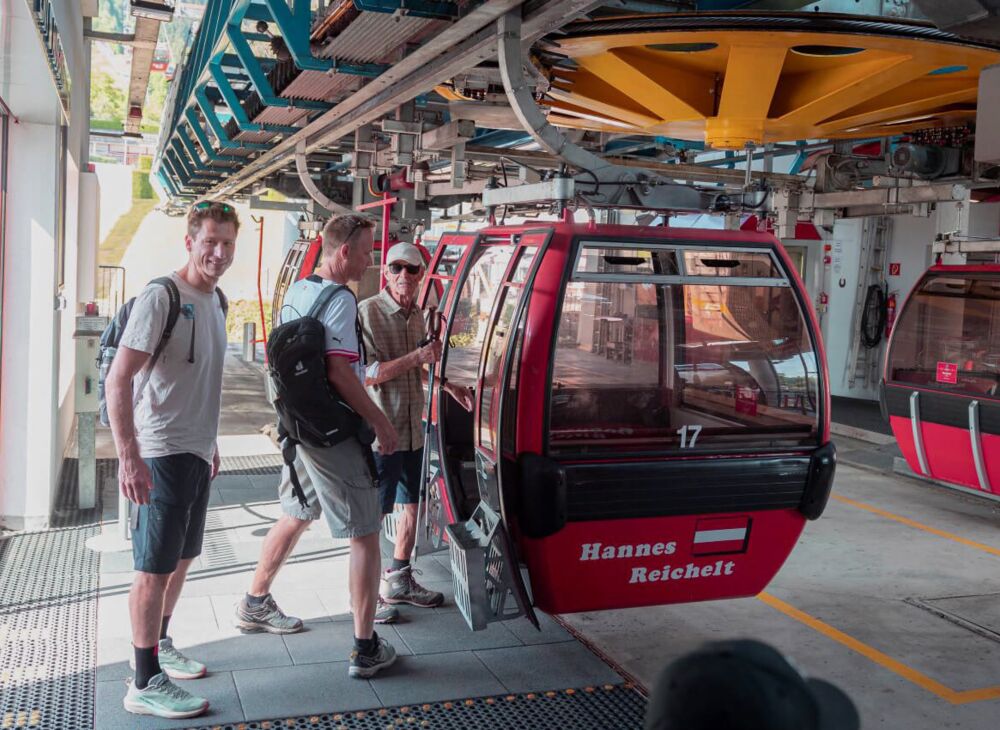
[106, 201, 238, 720]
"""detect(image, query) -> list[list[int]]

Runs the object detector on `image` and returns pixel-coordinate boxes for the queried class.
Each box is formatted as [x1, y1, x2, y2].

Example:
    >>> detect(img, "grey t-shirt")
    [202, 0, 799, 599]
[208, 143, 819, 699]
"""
[118, 273, 227, 463]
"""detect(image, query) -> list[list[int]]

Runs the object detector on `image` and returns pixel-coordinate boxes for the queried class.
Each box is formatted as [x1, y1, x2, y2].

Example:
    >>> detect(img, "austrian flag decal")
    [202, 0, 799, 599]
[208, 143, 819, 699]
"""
[692, 516, 751, 556]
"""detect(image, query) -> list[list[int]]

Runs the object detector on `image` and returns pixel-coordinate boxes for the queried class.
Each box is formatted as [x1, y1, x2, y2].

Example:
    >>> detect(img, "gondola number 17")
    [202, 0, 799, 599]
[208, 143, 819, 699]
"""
[676, 424, 702, 449]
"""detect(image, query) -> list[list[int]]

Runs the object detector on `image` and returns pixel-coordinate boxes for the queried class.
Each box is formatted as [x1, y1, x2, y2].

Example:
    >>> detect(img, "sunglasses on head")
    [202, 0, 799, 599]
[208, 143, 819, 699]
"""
[389, 262, 421, 275]
[193, 201, 235, 214]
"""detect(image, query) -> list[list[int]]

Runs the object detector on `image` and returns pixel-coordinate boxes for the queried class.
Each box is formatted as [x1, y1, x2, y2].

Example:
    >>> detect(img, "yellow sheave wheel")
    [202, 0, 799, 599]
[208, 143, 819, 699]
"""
[541, 13, 1000, 149]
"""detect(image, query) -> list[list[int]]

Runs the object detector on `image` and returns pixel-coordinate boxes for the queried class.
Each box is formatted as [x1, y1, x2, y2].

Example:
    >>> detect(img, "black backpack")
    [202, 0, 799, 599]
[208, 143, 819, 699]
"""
[97, 277, 228, 426]
[266, 278, 368, 507]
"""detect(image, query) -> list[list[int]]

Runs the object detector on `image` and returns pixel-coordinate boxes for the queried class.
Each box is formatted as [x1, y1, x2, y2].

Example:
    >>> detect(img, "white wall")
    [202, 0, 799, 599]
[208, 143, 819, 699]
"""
[0, 123, 61, 529]
[0, 0, 90, 528]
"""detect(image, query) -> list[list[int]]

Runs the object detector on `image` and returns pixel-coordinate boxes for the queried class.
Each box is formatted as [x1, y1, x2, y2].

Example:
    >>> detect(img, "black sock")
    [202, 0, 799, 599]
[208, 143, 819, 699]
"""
[390, 558, 410, 571]
[355, 632, 379, 655]
[134, 645, 161, 689]
[159, 615, 171, 641]
[246, 592, 268, 607]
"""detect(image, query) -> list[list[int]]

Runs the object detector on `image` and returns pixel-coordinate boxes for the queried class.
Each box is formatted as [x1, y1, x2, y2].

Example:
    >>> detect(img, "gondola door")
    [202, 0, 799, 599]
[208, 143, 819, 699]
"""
[412, 234, 481, 552]
[473, 235, 547, 518]
[470, 232, 550, 629]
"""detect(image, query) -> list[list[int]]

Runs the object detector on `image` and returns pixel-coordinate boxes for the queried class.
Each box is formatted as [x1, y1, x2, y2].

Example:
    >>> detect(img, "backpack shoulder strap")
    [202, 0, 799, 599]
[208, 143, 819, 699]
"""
[215, 287, 228, 316]
[149, 276, 182, 361]
[306, 283, 349, 320]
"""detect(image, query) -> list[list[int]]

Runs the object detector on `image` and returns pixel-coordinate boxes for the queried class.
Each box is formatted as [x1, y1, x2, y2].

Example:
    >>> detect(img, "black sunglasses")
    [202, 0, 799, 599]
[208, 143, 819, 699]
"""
[389, 262, 422, 275]
[193, 201, 235, 214]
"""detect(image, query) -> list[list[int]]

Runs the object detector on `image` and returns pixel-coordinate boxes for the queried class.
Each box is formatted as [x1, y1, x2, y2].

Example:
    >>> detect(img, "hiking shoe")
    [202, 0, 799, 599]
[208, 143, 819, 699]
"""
[128, 638, 206, 680]
[375, 596, 400, 624]
[123, 673, 209, 719]
[235, 594, 304, 634]
[348, 634, 397, 678]
[381, 566, 444, 608]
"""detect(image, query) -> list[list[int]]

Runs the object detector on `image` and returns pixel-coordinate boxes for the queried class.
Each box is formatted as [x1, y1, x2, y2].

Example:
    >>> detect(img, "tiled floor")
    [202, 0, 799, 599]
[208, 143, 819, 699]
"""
[93, 475, 620, 729]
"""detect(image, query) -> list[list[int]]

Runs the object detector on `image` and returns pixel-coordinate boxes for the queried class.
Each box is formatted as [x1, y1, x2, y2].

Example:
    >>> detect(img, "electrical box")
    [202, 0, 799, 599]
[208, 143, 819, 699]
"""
[74, 316, 108, 413]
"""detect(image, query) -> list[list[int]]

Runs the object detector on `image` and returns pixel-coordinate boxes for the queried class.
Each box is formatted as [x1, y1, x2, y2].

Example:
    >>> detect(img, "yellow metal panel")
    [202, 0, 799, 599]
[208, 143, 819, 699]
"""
[577, 47, 714, 120]
[539, 25, 1000, 148]
[548, 71, 663, 128]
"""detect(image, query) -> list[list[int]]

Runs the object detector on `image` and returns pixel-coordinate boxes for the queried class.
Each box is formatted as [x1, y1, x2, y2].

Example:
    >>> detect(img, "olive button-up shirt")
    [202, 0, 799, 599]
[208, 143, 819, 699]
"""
[358, 288, 428, 452]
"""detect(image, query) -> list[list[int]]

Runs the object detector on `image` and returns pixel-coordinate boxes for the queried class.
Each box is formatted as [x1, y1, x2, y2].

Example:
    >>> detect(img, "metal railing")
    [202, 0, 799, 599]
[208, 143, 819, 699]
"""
[97, 265, 127, 318]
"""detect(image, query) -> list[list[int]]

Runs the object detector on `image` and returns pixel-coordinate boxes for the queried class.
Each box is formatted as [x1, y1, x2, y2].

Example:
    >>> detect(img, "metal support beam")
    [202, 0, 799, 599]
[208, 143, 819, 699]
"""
[199, 0, 535, 198]
[184, 108, 245, 164]
[295, 139, 357, 216]
[261, 0, 330, 72]
[209, 55, 298, 134]
[226, 4, 329, 110]
[812, 183, 970, 209]
[195, 87, 271, 151]
[422, 120, 477, 151]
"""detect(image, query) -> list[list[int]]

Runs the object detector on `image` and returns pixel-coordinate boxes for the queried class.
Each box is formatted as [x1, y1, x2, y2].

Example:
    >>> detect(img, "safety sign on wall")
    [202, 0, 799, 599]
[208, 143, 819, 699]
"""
[889, 263, 901, 276]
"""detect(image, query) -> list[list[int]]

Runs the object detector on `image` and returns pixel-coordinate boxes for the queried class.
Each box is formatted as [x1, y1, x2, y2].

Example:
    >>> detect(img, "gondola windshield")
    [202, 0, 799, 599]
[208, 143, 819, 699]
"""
[548, 242, 821, 454]
[887, 272, 1000, 399]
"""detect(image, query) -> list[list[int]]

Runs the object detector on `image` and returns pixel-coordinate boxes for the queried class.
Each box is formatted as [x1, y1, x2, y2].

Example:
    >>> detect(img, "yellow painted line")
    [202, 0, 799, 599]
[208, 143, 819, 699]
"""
[0, 710, 41, 728]
[759, 592, 1000, 704]
[831, 494, 1000, 558]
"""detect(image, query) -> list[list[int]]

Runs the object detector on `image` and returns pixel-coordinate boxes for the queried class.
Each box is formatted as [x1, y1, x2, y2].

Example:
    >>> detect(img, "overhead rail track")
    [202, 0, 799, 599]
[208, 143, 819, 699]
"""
[154, 0, 461, 198]
[156, 0, 606, 200]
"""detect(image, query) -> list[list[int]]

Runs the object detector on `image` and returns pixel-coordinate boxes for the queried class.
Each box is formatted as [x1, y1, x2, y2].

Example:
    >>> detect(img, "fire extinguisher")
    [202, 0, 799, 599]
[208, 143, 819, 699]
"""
[885, 291, 897, 338]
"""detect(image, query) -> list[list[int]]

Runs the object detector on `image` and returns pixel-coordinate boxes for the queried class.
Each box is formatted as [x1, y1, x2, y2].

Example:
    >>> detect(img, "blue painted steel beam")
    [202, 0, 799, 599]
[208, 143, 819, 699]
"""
[169, 139, 201, 182]
[159, 154, 181, 186]
[195, 85, 271, 151]
[219, 53, 274, 72]
[156, 168, 180, 197]
[208, 56, 299, 134]
[171, 137, 226, 184]
[164, 149, 194, 187]
[354, 0, 457, 20]
[172, 0, 234, 141]
[184, 108, 246, 163]
[224, 11, 329, 110]
[260, 0, 329, 72]
[178, 123, 210, 169]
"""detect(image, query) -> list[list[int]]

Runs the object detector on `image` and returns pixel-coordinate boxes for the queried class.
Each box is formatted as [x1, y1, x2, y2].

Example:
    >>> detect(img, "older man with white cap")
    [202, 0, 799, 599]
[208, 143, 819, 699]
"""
[358, 242, 472, 619]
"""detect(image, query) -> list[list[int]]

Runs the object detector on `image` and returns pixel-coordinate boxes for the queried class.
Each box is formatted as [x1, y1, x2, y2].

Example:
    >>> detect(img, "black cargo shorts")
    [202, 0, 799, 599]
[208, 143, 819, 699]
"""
[131, 453, 212, 574]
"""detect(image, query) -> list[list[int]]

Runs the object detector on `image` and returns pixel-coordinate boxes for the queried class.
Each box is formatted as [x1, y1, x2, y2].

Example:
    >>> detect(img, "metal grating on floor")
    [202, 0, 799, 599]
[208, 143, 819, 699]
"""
[1, 463, 99, 730]
[184, 683, 647, 730]
[219, 454, 283, 475]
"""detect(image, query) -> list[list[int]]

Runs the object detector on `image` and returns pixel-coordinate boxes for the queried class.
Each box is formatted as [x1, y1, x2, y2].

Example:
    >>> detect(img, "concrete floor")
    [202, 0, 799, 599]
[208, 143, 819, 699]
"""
[563, 461, 1000, 729]
[91, 352, 1000, 728]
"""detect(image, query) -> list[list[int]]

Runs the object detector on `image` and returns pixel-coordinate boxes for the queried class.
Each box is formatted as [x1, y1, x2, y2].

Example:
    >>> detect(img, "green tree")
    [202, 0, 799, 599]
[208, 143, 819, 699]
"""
[90, 70, 126, 124]
[93, 0, 130, 53]
[143, 72, 169, 131]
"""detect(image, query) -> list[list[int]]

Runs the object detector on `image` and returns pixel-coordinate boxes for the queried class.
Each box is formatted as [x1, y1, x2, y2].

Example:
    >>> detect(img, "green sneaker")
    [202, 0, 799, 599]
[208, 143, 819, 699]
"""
[157, 637, 207, 679]
[123, 673, 209, 719]
[128, 638, 206, 680]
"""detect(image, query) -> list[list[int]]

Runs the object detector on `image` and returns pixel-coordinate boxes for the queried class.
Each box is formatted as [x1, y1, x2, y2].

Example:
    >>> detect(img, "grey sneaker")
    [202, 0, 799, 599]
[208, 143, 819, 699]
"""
[381, 566, 444, 608]
[348, 633, 397, 678]
[375, 596, 400, 624]
[128, 638, 206, 680]
[235, 594, 304, 634]
[123, 673, 209, 719]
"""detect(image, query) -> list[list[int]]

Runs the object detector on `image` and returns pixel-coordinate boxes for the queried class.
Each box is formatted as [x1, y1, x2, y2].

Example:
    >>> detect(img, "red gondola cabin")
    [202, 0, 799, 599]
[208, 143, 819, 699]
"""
[416, 222, 836, 624]
[881, 265, 1000, 496]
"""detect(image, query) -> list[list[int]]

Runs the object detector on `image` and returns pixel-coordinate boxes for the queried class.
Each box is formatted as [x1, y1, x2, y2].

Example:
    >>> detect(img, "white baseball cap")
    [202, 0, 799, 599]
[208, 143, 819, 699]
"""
[385, 242, 424, 267]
